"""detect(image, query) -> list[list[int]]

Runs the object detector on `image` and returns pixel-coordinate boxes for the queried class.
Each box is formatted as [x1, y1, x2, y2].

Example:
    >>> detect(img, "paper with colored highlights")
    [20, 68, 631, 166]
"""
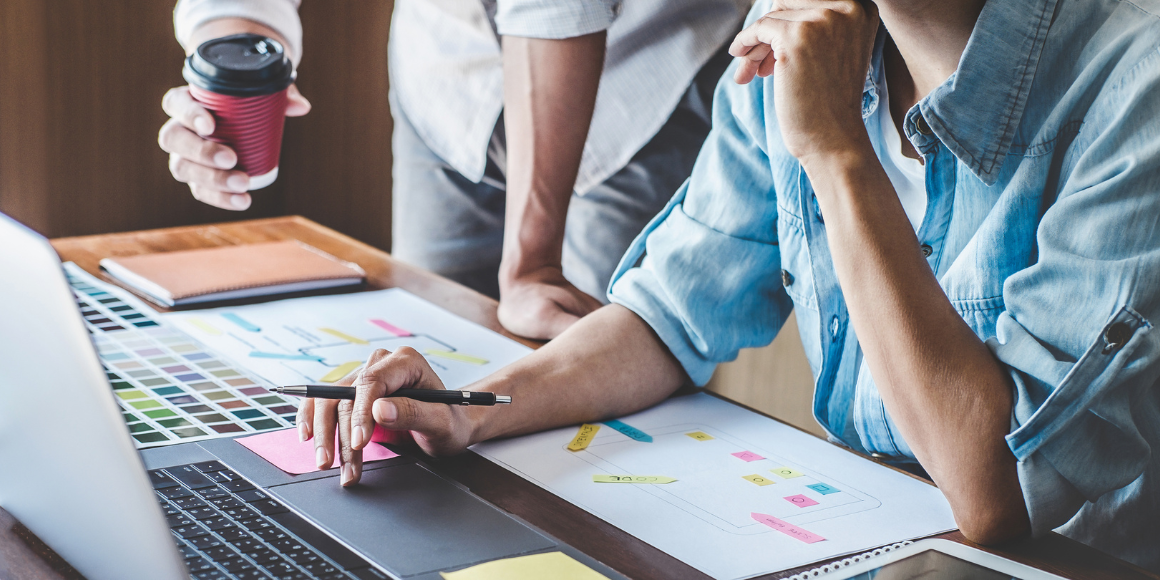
[784, 494, 820, 508]
[592, 475, 676, 484]
[743, 474, 775, 486]
[249, 350, 324, 362]
[602, 419, 652, 442]
[771, 466, 804, 479]
[568, 424, 600, 451]
[440, 552, 608, 580]
[319, 327, 369, 345]
[425, 349, 488, 365]
[222, 312, 260, 332]
[319, 361, 361, 383]
[370, 318, 412, 337]
[808, 482, 841, 495]
[731, 451, 764, 462]
[685, 431, 713, 441]
[237, 426, 398, 475]
[751, 513, 826, 544]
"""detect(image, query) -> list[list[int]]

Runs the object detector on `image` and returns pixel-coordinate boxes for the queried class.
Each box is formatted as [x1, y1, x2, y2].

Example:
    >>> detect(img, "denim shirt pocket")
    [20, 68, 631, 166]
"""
[776, 210, 817, 311]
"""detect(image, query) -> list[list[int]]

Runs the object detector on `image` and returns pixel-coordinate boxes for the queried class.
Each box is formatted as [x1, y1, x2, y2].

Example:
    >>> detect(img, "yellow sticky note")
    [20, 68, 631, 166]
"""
[685, 431, 714, 441]
[592, 475, 677, 484]
[319, 361, 362, 383]
[568, 424, 600, 451]
[743, 474, 775, 486]
[425, 349, 489, 365]
[319, 327, 369, 345]
[771, 466, 804, 479]
[189, 318, 222, 336]
[440, 552, 608, 580]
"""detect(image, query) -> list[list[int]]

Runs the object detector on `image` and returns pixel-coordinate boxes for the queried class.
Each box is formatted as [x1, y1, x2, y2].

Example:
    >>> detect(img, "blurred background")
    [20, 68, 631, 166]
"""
[0, 0, 821, 437]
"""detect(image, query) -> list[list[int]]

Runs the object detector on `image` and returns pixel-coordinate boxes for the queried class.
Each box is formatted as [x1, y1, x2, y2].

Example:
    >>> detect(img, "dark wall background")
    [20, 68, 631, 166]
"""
[0, 1, 395, 250]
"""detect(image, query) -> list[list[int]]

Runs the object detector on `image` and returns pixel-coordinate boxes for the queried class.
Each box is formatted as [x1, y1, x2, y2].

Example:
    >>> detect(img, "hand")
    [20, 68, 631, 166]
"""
[157, 83, 310, 210]
[498, 266, 603, 340]
[297, 347, 477, 487]
[729, 0, 879, 162]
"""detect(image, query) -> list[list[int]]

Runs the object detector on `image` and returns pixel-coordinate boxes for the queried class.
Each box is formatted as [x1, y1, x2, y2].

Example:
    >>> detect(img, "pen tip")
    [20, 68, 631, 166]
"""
[268, 387, 279, 393]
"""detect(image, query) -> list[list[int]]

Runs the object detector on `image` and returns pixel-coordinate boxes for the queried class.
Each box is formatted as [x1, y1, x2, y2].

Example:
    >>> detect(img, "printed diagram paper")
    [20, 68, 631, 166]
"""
[472, 393, 956, 580]
[164, 289, 532, 390]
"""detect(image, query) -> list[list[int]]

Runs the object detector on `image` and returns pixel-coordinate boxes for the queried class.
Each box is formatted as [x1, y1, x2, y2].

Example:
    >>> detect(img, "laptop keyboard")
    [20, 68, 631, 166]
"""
[151, 461, 388, 580]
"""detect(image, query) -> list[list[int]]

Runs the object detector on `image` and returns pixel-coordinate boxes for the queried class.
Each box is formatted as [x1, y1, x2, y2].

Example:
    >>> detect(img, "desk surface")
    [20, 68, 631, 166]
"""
[1, 216, 1154, 580]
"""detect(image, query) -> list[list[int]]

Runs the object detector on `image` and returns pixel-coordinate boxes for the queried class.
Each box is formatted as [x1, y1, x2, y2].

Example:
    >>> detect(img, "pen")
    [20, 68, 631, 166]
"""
[271, 385, 512, 406]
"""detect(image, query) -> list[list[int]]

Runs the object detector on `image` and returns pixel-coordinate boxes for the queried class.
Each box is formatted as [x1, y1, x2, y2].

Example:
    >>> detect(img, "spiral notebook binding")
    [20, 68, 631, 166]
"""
[785, 541, 914, 580]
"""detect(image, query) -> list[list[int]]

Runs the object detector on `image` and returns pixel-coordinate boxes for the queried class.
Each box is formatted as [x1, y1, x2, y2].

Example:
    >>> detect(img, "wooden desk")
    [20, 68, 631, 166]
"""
[1, 217, 1154, 580]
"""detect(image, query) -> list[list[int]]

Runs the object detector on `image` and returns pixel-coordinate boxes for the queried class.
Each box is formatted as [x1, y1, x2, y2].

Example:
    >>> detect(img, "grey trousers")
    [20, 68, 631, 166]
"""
[390, 49, 731, 300]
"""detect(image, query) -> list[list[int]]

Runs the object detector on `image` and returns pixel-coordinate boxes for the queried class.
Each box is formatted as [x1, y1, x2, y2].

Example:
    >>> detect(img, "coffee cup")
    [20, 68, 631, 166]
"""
[183, 34, 295, 190]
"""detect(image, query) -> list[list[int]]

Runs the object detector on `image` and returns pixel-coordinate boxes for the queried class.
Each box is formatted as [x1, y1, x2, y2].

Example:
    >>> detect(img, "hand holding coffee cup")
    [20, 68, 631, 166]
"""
[159, 33, 310, 210]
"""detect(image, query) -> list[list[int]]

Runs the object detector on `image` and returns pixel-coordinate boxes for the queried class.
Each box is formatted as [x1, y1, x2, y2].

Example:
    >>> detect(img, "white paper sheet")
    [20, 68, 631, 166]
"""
[472, 393, 957, 579]
[163, 289, 532, 390]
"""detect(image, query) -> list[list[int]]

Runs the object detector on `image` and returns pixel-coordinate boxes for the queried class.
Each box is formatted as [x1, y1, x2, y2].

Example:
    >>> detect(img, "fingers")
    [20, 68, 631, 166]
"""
[350, 348, 444, 450]
[296, 396, 314, 442]
[371, 396, 450, 449]
[285, 84, 312, 117]
[167, 150, 250, 195]
[337, 400, 363, 486]
[313, 398, 339, 470]
[162, 86, 215, 136]
[158, 118, 238, 170]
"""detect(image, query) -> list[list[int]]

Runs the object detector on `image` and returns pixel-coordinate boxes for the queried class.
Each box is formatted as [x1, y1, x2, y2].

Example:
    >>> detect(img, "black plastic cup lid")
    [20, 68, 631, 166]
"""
[183, 33, 295, 97]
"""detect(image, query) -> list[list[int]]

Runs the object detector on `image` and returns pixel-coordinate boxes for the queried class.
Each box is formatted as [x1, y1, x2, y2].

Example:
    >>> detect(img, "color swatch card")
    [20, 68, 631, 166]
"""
[65, 264, 299, 448]
[162, 288, 533, 390]
[471, 393, 956, 580]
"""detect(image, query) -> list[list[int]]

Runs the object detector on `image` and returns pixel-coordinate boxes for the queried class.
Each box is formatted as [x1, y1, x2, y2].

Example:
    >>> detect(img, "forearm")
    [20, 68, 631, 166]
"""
[466, 304, 689, 442]
[802, 148, 1029, 543]
[499, 33, 606, 283]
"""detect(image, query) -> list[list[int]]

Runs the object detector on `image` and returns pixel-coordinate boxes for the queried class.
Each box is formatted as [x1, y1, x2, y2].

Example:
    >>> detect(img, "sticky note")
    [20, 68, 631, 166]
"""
[249, 350, 325, 362]
[440, 551, 608, 580]
[319, 327, 369, 345]
[807, 482, 841, 495]
[319, 361, 362, 383]
[751, 512, 826, 544]
[592, 475, 676, 484]
[425, 349, 489, 365]
[568, 424, 600, 451]
[685, 431, 714, 441]
[237, 425, 399, 475]
[602, 419, 652, 442]
[732, 451, 765, 462]
[784, 494, 820, 508]
[370, 318, 412, 337]
[771, 466, 804, 479]
[222, 313, 260, 332]
[743, 474, 775, 486]
[188, 318, 222, 335]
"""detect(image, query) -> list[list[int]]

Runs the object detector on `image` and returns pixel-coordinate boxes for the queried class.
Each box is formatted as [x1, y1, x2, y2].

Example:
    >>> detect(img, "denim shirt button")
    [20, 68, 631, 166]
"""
[829, 315, 840, 339]
[781, 269, 794, 287]
[920, 243, 933, 257]
[915, 114, 933, 136]
[1103, 322, 1132, 354]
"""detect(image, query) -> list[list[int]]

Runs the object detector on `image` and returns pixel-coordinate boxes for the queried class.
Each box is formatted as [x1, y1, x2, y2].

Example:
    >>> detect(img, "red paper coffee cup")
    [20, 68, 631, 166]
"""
[183, 34, 295, 190]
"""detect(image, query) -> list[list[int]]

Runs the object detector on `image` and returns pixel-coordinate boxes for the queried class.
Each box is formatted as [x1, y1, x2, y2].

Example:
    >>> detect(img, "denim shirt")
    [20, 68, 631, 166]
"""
[608, 0, 1160, 570]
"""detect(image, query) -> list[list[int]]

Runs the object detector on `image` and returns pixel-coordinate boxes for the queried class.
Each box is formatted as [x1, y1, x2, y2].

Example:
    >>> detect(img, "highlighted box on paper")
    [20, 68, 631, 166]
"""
[592, 475, 676, 484]
[568, 424, 600, 451]
[369, 318, 413, 337]
[319, 327, 369, 345]
[771, 466, 804, 479]
[222, 312, 260, 332]
[249, 350, 324, 362]
[784, 494, 819, 508]
[743, 474, 775, 486]
[807, 482, 841, 495]
[751, 512, 826, 544]
[602, 419, 652, 442]
[685, 431, 714, 441]
[319, 361, 361, 383]
[189, 318, 222, 336]
[425, 349, 489, 365]
[731, 451, 765, 462]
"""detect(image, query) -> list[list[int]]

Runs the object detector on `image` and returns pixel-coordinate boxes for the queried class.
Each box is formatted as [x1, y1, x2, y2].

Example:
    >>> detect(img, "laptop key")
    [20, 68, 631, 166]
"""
[223, 506, 260, 520]
[203, 545, 240, 562]
[186, 506, 220, 520]
[172, 496, 208, 510]
[185, 557, 216, 573]
[261, 562, 298, 576]
[238, 517, 275, 533]
[198, 486, 232, 499]
[248, 549, 282, 565]
[174, 523, 210, 539]
[193, 460, 227, 473]
[194, 571, 227, 580]
[318, 574, 353, 580]
[267, 511, 367, 571]
[167, 514, 194, 528]
[179, 545, 200, 560]
[149, 469, 180, 489]
[160, 486, 194, 499]
[229, 536, 265, 552]
[221, 479, 256, 493]
[236, 489, 271, 503]
[252, 499, 289, 516]
[210, 497, 243, 510]
[253, 528, 290, 543]
[300, 561, 338, 576]
[163, 505, 183, 517]
[286, 550, 322, 566]
[219, 557, 251, 572]
[189, 535, 225, 550]
[348, 568, 389, 580]
[233, 569, 273, 580]
[270, 538, 307, 554]
[219, 527, 250, 542]
[167, 465, 216, 489]
[202, 516, 235, 531]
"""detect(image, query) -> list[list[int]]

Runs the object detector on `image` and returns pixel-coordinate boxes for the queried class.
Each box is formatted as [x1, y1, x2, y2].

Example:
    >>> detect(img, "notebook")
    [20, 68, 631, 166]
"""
[100, 240, 365, 306]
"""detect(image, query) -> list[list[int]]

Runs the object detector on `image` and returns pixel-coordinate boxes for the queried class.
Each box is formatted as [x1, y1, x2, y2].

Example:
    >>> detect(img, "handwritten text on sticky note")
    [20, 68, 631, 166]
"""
[568, 424, 601, 451]
[685, 431, 714, 441]
[771, 466, 804, 479]
[592, 475, 676, 484]
[751, 512, 826, 543]
[732, 451, 765, 462]
[743, 474, 775, 486]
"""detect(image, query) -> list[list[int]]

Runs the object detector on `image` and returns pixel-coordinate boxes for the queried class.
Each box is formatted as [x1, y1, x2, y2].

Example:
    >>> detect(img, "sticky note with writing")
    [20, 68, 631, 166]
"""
[568, 424, 601, 451]
[592, 475, 677, 484]
[771, 466, 804, 479]
[784, 494, 820, 508]
[751, 512, 826, 543]
[807, 482, 841, 495]
[743, 474, 775, 486]
[602, 419, 653, 442]
[731, 451, 765, 462]
[685, 431, 714, 441]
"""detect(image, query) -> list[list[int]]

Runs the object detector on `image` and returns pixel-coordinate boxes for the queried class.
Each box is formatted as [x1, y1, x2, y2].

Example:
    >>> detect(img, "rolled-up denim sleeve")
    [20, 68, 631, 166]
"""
[174, 0, 303, 67]
[990, 62, 1160, 535]
[607, 59, 794, 386]
[495, 0, 620, 39]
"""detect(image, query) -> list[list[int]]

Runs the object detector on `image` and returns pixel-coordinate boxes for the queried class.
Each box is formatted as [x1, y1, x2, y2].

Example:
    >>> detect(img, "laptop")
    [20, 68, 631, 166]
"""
[0, 213, 619, 580]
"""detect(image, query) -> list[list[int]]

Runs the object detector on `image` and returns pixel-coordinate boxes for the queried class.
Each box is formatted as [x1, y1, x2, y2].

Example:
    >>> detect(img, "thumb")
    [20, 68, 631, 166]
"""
[285, 84, 311, 117]
[372, 397, 446, 435]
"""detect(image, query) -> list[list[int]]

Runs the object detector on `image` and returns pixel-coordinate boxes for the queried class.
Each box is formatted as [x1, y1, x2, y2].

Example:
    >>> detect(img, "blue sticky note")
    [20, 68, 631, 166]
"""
[807, 482, 841, 495]
[222, 312, 261, 332]
[603, 419, 653, 443]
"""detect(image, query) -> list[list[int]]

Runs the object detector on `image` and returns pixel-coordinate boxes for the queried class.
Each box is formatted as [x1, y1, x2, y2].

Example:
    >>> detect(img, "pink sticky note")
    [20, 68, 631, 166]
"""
[784, 494, 820, 508]
[751, 512, 826, 544]
[237, 426, 399, 475]
[731, 451, 765, 462]
[370, 319, 412, 337]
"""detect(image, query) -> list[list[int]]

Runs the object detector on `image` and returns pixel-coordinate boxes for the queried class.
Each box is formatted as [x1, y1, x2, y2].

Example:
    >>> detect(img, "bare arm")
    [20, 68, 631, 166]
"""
[496, 33, 608, 340]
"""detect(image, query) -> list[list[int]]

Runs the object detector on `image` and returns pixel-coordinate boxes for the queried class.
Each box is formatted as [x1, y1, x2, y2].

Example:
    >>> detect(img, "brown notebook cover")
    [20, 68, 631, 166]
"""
[99, 240, 366, 306]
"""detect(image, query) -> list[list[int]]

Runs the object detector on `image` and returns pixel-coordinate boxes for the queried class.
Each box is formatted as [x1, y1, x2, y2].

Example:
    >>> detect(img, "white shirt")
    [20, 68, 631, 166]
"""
[175, 0, 748, 195]
[872, 84, 927, 232]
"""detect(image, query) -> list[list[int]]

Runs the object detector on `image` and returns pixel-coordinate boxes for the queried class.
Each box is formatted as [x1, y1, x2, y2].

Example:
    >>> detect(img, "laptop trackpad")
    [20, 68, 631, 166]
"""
[268, 462, 554, 577]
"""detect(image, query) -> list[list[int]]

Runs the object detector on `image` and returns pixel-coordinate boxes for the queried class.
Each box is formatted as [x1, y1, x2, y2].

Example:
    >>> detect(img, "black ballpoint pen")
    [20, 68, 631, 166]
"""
[271, 385, 512, 406]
